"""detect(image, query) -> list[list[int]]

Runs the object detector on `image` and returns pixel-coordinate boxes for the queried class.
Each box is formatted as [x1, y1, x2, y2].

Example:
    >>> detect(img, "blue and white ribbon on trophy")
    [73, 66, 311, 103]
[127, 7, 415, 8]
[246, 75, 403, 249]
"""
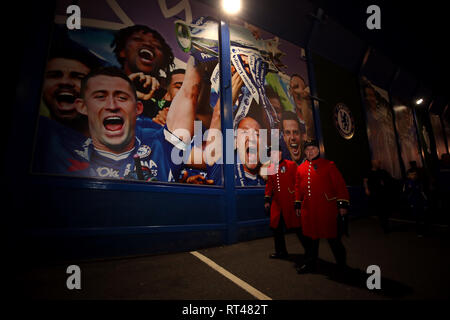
[175, 16, 280, 129]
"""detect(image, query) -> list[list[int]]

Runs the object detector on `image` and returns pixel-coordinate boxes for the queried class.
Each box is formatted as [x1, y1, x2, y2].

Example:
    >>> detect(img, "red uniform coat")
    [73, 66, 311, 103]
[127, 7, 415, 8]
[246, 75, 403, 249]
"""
[295, 158, 349, 239]
[265, 159, 300, 229]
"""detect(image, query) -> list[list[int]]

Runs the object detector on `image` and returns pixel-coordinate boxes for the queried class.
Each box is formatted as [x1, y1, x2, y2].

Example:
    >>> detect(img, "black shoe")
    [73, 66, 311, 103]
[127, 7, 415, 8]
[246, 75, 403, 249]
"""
[270, 252, 289, 259]
[296, 263, 316, 274]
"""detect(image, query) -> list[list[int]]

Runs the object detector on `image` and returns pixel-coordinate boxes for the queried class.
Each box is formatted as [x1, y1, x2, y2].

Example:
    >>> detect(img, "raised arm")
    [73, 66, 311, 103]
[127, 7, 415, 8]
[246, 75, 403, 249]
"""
[166, 56, 201, 143]
[204, 71, 244, 166]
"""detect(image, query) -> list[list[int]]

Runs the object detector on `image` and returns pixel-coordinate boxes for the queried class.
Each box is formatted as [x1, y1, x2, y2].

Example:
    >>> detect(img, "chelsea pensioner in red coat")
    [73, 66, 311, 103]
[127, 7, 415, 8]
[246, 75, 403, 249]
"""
[264, 157, 300, 230]
[294, 148, 350, 240]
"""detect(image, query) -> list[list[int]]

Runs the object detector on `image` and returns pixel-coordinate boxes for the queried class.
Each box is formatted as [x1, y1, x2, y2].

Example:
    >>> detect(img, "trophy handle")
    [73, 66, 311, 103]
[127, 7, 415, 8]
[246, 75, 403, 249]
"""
[175, 21, 192, 53]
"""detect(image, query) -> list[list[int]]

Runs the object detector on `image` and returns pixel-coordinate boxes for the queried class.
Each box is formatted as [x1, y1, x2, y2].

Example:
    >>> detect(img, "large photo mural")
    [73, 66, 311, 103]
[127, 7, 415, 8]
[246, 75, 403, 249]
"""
[361, 78, 401, 179]
[31, 0, 311, 187]
[429, 113, 448, 160]
[393, 102, 423, 170]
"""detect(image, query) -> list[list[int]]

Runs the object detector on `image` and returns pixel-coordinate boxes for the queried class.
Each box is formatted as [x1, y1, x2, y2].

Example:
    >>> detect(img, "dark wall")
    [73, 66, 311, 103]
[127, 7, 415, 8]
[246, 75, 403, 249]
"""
[415, 107, 440, 176]
[312, 53, 371, 186]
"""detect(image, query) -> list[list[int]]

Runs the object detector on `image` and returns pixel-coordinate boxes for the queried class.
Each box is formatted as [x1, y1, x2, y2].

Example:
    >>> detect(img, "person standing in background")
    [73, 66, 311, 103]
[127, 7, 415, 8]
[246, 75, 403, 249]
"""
[363, 159, 394, 233]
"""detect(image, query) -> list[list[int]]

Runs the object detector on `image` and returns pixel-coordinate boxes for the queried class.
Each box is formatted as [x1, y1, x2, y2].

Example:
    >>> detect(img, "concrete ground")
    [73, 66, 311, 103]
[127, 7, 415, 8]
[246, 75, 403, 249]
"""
[15, 216, 450, 301]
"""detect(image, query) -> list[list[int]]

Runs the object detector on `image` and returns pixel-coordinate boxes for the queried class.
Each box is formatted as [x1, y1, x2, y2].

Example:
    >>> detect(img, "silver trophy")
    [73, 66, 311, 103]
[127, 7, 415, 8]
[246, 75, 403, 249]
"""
[174, 16, 283, 129]
[175, 16, 283, 72]
[175, 17, 219, 60]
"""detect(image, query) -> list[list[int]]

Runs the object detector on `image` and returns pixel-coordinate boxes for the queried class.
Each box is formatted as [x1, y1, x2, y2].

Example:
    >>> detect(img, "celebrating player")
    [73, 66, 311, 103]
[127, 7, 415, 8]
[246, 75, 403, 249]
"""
[40, 26, 102, 136]
[34, 56, 204, 182]
[112, 25, 175, 119]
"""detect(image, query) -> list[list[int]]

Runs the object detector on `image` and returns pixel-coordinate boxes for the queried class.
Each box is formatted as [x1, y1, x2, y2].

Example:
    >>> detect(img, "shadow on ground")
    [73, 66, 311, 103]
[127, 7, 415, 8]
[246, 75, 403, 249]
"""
[284, 253, 414, 299]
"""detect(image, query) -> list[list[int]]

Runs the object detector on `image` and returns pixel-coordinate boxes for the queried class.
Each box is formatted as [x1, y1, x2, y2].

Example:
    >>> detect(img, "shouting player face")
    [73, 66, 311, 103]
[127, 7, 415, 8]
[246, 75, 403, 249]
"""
[42, 58, 90, 121]
[282, 119, 302, 163]
[76, 75, 143, 153]
[119, 30, 165, 76]
[236, 117, 261, 173]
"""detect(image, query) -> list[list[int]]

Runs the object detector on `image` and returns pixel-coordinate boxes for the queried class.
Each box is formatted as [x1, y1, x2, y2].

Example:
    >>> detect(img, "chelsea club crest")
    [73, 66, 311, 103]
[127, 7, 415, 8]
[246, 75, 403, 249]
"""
[137, 145, 152, 158]
[334, 103, 355, 140]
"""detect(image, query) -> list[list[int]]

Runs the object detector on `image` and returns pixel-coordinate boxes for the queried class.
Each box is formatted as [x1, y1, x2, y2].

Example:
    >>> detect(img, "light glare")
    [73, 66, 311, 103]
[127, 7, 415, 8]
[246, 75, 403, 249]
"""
[416, 98, 424, 105]
[222, 0, 241, 14]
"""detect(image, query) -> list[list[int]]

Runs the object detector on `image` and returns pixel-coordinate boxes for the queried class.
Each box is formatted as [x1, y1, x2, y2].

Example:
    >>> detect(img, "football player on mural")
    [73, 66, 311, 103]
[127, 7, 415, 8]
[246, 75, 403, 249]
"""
[361, 78, 401, 179]
[206, 115, 267, 186]
[205, 68, 267, 186]
[112, 24, 215, 184]
[40, 26, 102, 136]
[289, 74, 315, 141]
[281, 111, 306, 165]
[34, 57, 205, 182]
[112, 24, 175, 120]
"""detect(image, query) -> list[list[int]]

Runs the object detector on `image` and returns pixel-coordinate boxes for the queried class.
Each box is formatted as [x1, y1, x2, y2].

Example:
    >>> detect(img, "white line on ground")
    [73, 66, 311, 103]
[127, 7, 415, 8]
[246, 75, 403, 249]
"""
[190, 251, 272, 300]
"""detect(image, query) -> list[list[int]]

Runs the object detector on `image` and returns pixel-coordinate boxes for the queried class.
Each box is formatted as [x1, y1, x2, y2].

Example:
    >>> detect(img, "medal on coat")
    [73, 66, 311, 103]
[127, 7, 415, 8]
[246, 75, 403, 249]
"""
[281, 166, 286, 173]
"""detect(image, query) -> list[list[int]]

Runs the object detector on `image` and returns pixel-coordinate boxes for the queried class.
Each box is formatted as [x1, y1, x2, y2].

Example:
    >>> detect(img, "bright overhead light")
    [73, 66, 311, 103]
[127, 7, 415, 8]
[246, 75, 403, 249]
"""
[416, 98, 424, 105]
[222, 0, 241, 15]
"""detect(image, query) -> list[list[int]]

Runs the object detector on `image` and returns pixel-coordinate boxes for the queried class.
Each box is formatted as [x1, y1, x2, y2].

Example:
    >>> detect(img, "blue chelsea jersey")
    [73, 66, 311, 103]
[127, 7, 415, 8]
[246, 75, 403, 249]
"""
[33, 116, 89, 175]
[206, 153, 265, 187]
[33, 116, 186, 182]
[74, 125, 185, 182]
[136, 115, 163, 130]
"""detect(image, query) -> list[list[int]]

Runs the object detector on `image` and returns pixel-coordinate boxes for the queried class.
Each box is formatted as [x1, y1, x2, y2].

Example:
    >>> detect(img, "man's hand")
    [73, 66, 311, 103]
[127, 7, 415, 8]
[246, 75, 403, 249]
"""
[231, 71, 244, 105]
[179, 171, 214, 185]
[152, 107, 169, 126]
[339, 208, 348, 216]
[300, 86, 310, 99]
[264, 202, 271, 216]
[295, 208, 301, 217]
[186, 174, 214, 185]
[128, 72, 160, 100]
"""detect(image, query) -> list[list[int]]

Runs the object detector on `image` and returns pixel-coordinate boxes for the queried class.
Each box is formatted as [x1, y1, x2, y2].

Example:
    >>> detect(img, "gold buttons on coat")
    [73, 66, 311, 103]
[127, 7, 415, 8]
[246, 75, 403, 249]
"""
[307, 164, 311, 196]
